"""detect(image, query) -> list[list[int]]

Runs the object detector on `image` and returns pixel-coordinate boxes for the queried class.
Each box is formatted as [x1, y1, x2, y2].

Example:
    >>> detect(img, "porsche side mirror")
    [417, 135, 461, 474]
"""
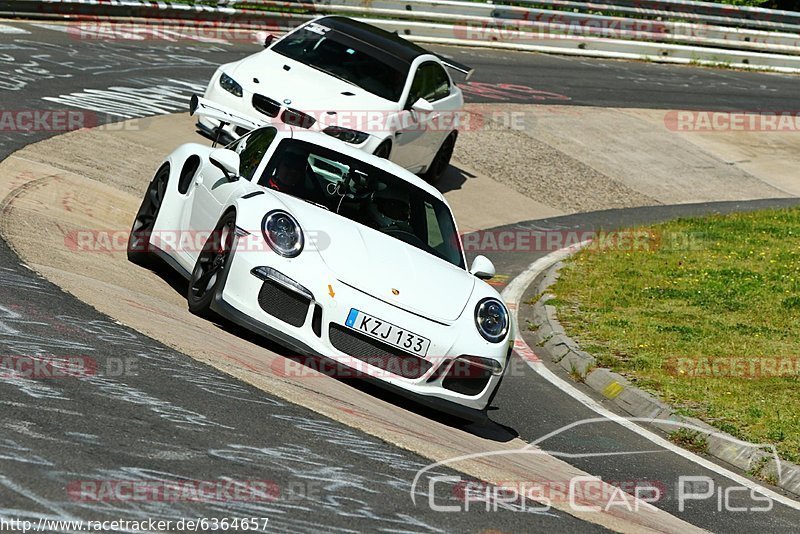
[469, 255, 495, 280]
[209, 148, 241, 181]
[411, 97, 434, 113]
[263, 33, 275, 48]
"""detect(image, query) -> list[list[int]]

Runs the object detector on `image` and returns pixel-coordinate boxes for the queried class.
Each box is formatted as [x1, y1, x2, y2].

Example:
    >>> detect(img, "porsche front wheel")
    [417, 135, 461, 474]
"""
[373, 140, 392, 159]
[128, 165, 169, 266]
[422, 132, 457, 184]
[187, 212, 236, 318]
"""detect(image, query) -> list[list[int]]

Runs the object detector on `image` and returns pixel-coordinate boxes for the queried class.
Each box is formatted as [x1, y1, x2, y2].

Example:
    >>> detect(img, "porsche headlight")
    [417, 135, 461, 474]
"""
[262, 210, 303, 257]
[219, 72, 243, 97]
[475, 298, 509, 343]
[322, 126, 369, 145]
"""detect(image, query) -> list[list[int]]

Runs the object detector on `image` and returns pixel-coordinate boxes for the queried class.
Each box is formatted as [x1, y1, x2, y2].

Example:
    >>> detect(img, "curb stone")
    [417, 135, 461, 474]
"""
[524, 261, 800, 499]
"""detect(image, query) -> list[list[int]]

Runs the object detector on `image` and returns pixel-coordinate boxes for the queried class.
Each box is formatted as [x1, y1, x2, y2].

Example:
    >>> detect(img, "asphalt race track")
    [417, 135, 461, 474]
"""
[1, 19, 800, 533]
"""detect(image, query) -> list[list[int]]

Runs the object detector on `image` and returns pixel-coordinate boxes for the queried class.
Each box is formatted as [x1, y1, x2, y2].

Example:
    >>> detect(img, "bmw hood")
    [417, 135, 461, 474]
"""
[276, 196, 475, 323]
[229, 51, 397, 119]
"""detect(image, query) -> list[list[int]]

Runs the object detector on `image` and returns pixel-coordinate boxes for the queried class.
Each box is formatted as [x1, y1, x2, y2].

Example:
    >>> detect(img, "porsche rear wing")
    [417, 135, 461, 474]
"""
[189, 95, 266, 133]
[436, 56, 474, 80]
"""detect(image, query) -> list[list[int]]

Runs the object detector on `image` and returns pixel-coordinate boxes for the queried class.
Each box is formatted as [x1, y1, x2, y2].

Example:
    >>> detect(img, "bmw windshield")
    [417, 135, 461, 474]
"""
[271, 22, 409, 102]
[258, 139, 465, 269]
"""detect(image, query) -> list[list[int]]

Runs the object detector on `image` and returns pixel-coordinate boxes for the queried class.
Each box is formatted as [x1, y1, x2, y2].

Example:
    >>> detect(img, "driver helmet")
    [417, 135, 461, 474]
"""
[271, 152, 307, 191]
[368, 186, 411, 229]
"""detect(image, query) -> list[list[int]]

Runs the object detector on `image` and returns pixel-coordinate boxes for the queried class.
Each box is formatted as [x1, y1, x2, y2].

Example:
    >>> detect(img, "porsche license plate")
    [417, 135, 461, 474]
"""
[345, 309, 430, 357]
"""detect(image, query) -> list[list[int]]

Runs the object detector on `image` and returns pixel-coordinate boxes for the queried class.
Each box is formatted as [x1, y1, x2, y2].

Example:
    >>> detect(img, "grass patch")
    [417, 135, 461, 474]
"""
[669, 429, 709, 454]
[551, 208, 800, 463]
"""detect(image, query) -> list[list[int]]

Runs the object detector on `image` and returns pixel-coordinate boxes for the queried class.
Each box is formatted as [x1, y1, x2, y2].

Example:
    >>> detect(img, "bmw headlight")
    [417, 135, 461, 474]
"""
[475, 298, 509, 343]
[262, 210, 304, 257]
[219, 72, 243, 97]
[322, 126, 369, 145]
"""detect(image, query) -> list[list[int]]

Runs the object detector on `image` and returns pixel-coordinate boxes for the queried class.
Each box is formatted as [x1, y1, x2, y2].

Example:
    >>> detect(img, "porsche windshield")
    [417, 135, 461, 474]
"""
[258, 139, 465, 269]
[271, 23, 408, 102]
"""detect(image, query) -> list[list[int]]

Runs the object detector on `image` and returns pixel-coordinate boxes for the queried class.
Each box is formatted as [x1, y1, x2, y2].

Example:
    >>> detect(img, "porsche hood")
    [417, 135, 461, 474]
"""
[275, 195, 475, 324]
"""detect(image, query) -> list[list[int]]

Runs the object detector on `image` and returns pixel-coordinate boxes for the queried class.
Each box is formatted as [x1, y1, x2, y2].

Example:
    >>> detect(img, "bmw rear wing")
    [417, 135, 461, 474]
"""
[436, 56, 474, 80]
[189, 95, 266, 133]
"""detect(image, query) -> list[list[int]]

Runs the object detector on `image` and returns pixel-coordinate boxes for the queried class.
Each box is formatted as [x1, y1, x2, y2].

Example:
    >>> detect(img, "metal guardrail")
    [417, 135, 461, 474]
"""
[536, 0, 800, 26]
[2, 0, 800, 73]
[491, 0, 800, 32]
[312, 0, 800, 54]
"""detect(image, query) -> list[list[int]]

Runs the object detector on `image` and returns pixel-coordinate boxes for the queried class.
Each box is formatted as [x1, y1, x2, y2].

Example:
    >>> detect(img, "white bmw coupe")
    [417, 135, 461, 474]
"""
[128, 98, 511, 419]
[197, 16, 471, 183]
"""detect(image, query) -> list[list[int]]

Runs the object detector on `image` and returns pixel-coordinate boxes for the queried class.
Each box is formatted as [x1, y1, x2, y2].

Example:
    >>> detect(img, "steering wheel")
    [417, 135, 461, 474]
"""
[342, 173, 373, 200]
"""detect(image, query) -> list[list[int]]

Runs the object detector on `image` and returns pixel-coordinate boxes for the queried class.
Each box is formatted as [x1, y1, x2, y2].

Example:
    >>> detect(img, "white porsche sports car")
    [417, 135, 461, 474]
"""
[197, 16, 471, 183]
[128, 98, 511, 419]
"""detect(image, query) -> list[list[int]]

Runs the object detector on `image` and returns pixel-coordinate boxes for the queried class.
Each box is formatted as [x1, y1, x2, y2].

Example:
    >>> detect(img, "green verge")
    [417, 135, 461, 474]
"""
[546, 208, 800, 463]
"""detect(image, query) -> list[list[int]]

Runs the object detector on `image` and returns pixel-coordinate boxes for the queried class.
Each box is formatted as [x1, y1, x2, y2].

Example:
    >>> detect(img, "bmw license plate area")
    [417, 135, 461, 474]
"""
[345, 309, 431, 357]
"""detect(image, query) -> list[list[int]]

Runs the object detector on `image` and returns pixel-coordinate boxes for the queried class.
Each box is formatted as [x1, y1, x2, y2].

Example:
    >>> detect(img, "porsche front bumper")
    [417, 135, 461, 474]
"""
[210, 235, 511, 419]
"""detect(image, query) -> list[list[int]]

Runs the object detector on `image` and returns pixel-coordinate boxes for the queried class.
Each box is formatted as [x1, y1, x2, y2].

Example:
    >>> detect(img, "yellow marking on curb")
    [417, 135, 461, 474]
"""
[603, 381, 624, 399]
[487, 274, 510, 287]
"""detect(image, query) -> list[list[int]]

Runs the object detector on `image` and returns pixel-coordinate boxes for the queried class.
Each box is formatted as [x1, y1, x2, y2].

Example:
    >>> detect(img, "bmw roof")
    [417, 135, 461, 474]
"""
[316, 16, 429, 64]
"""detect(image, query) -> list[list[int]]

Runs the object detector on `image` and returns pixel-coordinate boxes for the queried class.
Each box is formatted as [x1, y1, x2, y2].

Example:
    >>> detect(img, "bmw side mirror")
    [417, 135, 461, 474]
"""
[209, 148, 241, 182]
[263, 33, 275, 48]
[469, 255, 496, 280]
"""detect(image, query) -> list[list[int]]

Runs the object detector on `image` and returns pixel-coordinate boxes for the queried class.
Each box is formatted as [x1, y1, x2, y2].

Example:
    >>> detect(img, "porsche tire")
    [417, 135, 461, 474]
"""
[373, 140, 392, 159]
[128, 165, 169, 266]
[422, 132, 456, 184]
[187, 212, 236, 318]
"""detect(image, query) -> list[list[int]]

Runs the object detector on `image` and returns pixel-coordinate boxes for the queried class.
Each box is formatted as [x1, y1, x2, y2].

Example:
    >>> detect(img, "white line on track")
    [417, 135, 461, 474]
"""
[0, 24, 29, 35]
[501, 241, 800, 511]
